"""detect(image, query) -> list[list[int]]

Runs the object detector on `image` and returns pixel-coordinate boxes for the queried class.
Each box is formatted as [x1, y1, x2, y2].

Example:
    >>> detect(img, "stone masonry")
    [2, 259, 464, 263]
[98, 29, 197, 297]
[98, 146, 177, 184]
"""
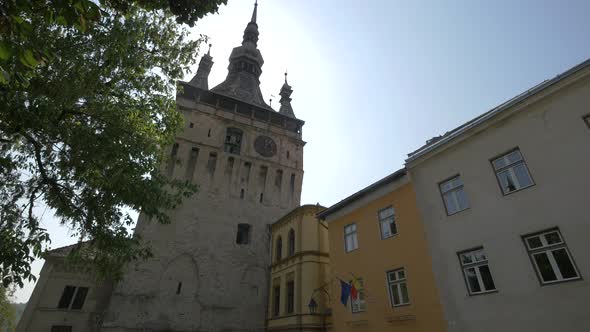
[99, 3, 306, 331]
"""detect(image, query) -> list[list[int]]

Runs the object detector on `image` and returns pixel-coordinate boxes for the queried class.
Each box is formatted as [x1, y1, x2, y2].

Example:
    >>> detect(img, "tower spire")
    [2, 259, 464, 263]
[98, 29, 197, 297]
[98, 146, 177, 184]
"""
[189, 44, 214, 90]
[251, 0, 258, 23]
[210, 0, 270, 109]
[279, 71, 295, 118]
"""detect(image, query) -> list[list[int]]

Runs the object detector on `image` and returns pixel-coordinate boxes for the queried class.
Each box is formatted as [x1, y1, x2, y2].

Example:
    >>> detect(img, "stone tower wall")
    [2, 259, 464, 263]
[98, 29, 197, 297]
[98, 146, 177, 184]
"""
[100, 94, 304, 332]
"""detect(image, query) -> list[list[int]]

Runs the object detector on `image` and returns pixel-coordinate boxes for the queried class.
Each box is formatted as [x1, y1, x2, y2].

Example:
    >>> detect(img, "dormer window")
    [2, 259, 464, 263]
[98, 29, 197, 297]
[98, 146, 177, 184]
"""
[224, 128, 243, 155]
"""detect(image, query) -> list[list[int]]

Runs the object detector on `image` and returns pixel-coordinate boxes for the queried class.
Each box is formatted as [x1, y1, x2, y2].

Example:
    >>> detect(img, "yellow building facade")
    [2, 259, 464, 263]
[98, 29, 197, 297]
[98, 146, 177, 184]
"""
[267, 204, 332, 332]
[318, 169, 446, 332]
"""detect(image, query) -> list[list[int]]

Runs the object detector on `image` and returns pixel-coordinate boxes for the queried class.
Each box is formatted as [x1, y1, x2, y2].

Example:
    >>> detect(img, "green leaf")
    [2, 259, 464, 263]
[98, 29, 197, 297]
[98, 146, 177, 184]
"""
[0, 41, 12, 60]
[19, 49, 39, 68]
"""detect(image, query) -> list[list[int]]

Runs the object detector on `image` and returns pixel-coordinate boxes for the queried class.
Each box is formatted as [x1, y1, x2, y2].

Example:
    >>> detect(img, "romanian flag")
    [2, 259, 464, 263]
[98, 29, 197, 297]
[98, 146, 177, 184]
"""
[350, 277, 361, 300]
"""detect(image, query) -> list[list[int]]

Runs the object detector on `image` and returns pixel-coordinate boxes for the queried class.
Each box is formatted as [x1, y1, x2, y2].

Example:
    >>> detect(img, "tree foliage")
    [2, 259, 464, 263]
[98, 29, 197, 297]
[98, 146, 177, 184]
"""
[0, 286, 16, 332]
[0, 1, 225, 288]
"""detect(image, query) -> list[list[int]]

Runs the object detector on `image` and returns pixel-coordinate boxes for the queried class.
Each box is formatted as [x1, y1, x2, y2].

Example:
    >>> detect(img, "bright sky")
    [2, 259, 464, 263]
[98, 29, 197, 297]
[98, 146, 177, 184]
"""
[13, 0, 590, 302]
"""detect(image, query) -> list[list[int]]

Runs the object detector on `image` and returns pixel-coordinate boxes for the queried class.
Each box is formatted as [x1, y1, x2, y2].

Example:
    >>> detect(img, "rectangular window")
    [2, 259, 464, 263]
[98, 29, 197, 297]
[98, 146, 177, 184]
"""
[57, 286, 76, 309]
[185, 147, 199, 181]
[584, 114, 590, 129]
[459, 248, 497, 295]
[351, 278, 366, 313]
[491, 149, 534, 195]
[344, 223, 358, 252]
[387, 269, 410, 306]
[207, 152, 217, 176]
[378, 206, 397, 239]
[439, 175, 469, 215]
[273, 284, 281, 317]
[70, 287, 89, 310]
[275, 169, 283, 190]
[51, 326, 72, 332]
[286, 280, 295, 314]
[166, 143, 179, 176]
[523, 229, 580, 284]
[289, 174, 296, 195]
[224, 128, 243, 155]
[236, 224, 251, 245]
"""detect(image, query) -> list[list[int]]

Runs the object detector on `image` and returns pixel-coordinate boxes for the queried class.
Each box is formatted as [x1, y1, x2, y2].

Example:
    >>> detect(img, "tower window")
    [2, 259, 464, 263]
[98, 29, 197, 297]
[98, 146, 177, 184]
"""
[275, 170, 283, 189]
[207, 152, 217, 176]
[207, 128, 211, 137]
[289, 174, 296, 195]
[259, 193, 264, 203]
[286, 151, 290, 159]
[236, 223, 251, 244]
[224, 127, 243, 155]
[185, 147, 199, 181]
[189, 122, 194, 128]
[57, 286, 76, 309]
[166, 143, 179, 177]
[240, 188, 245, 199]
[57, 285, 89, 310]
[176, 282, 182, 295]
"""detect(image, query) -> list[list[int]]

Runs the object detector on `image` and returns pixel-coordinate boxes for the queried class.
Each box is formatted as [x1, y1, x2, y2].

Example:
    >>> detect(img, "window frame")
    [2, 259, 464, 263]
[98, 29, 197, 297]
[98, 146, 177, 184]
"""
[272, 280, 281, 317]
[275, 236, 282, 261]
[350, 278, 366, 313]
[288, 229, 296, 256]
[438, 174, 470, 216]
[457, 247, 498, 296]
[344, 223, 358, 253]
[378, 206, 398, 239]
[584, 113, 590, 129]
[522, 228, 582, 286]
[236, 223, 251, 245]
[57, 285, 89, 310]
[387, 268, 411, 307]
[286, 280, 295, 314]
[224, 127, 243, 155]
[490, 148, 535, 196]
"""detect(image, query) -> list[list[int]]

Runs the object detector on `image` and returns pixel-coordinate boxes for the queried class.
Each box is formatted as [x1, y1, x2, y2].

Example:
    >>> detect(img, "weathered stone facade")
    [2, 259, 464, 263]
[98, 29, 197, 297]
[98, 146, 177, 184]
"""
[17, 4, 306, 332]
[99, 4, 305, 332]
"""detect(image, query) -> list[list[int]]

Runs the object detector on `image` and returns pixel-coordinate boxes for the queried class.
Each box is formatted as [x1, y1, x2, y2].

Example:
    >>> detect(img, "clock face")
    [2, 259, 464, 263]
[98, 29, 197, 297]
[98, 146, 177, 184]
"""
[254, 135, 277, 157]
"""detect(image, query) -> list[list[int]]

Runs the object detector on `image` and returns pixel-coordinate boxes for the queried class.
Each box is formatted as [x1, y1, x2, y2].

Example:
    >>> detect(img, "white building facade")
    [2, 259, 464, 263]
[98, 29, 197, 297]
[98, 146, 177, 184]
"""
[406, 59, 590, 332]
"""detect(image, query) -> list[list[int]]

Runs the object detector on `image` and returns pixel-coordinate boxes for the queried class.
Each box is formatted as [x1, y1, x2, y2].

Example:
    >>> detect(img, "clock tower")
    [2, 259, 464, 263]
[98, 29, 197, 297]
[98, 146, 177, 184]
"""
[100, 3, 305, 332]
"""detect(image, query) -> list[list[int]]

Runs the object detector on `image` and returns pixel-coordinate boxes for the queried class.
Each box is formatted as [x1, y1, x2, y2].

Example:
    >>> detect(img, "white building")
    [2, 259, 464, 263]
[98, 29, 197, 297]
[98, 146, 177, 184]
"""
[406, 59, 590, 332]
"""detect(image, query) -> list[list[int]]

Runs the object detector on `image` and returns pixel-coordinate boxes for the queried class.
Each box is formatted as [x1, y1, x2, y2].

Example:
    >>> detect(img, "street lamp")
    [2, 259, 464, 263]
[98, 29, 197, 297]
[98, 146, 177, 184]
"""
[308, 298, 318, 314]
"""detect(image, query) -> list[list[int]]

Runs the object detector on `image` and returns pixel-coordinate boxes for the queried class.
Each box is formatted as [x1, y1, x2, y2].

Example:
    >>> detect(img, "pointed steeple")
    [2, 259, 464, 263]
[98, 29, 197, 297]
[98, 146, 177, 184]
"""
[278, 71, 295, 118]
[243, 1, 260, 46]
[251, 0, 258, 23]
[211, 1, 270, 109]
[189, 44, 214, 90]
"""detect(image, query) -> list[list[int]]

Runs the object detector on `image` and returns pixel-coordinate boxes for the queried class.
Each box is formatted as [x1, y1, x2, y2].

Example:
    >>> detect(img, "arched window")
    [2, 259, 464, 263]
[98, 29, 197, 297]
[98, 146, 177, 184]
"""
[288, 229, 295, 256]
[276, 237, 282, 261]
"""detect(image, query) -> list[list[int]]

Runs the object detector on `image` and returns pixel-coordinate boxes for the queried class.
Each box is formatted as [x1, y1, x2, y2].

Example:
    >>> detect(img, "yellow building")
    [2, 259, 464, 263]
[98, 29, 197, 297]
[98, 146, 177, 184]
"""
[318, 169, 446, 332]
[267, 204, 332, 332]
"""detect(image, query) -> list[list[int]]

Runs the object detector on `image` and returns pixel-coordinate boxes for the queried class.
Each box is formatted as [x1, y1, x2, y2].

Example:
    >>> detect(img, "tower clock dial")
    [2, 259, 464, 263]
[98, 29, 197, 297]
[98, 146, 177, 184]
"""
[254, 135, 277, 157]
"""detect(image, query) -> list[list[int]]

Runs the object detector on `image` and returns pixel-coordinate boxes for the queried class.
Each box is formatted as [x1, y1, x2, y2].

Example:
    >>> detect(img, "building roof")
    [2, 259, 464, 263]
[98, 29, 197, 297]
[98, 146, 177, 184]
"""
[317, 168, 407, 220]
[272, 204, 326, 228]
[406, 57, 590, 163]
[45, 241, 88, 258]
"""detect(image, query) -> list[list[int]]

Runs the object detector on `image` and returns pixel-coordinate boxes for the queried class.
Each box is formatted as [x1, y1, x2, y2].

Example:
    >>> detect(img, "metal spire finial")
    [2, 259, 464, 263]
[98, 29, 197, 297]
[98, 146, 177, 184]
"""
[207, 43, 212, 55]
[284, 70, 288, 84]
[251, 0, 258, 23]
